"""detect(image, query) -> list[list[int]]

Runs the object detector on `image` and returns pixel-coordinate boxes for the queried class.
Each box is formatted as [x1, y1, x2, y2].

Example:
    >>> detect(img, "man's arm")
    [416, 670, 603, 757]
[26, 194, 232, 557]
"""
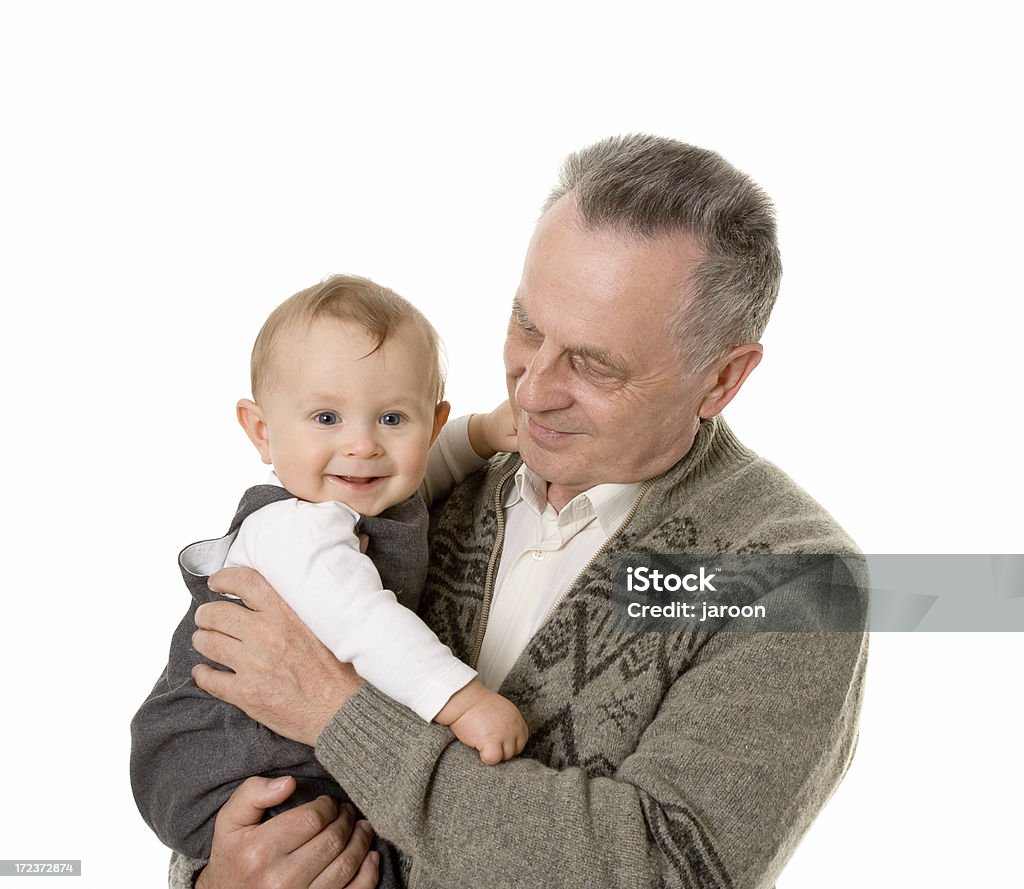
[316, 633, 866, 889]
[193, 568, 868, 889]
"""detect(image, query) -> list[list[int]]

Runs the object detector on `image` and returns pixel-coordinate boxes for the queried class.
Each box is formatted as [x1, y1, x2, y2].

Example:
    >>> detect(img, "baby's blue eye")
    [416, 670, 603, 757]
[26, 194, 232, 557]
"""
[379, 412, 403, 427]
[315, 412, 339, 426]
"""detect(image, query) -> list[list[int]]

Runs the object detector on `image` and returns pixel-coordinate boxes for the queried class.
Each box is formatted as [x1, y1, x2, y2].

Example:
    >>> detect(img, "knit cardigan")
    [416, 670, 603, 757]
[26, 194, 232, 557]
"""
[169, 417, 868, 889]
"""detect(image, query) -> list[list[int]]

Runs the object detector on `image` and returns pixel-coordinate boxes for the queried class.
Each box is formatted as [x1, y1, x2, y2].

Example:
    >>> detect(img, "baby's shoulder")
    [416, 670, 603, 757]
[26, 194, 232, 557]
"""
[239, 497, 361, 544]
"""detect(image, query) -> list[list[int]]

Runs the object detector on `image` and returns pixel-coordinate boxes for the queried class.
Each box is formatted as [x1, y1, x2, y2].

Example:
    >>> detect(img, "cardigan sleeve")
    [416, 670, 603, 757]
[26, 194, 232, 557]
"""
[315, 619, 867, 889]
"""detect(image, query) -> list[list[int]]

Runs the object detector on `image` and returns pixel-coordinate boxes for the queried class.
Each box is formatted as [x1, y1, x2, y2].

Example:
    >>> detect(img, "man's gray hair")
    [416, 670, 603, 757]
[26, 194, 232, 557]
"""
[543, 134, 782, 372]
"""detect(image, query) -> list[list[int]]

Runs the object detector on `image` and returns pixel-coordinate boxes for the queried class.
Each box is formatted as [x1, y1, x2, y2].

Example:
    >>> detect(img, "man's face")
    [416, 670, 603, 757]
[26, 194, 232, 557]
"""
[245, 317, 447, 516]
[504, 198, 710, 509]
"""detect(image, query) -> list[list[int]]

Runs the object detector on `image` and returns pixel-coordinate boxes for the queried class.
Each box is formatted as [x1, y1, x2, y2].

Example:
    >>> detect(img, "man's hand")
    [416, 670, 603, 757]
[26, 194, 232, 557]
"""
[191, 567, 363, 746]
[467, 400, 518, 459]
[195, 776, 379, 889]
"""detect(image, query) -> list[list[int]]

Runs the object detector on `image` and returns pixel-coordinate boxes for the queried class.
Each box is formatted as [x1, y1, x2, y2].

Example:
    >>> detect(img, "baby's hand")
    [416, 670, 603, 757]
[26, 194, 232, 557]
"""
[434, 678, 528, 764]
[468, 401, 518, 459]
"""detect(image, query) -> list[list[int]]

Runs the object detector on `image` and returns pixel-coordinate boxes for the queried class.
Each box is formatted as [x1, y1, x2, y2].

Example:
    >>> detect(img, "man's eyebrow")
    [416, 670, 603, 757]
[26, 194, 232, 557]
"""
[511, 296, 629, 376]
[568, 344, 629, 376]
[511, 296, 531, 323]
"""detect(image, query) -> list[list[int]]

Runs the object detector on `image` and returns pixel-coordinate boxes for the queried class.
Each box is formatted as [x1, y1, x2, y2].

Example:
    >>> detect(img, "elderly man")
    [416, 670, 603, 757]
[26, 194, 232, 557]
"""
[168, 134, 867, 889]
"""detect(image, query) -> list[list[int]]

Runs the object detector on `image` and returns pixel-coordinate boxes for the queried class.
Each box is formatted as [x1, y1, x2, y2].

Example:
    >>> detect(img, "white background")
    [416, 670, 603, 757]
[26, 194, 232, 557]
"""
[1, 3, 1020, 886]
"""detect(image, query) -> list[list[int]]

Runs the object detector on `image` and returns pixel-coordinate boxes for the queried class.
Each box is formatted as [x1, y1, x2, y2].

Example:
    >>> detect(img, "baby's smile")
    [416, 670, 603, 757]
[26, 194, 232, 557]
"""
[326, 474, 387, 490]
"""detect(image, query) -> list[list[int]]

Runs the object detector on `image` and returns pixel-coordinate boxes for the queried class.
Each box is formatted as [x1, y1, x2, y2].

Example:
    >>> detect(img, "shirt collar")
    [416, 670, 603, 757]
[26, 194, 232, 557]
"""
[506, 462, 644, 535]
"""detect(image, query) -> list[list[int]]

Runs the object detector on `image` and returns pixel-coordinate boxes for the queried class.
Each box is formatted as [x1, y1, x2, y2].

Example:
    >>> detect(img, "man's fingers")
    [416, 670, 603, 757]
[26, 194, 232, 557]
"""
[309, 819, 375, 889]
[264, 797, 352, 855]
[195, 599, 250, 640]
[208, 566, 277, 608]
[192, 625, 246, 667]
[339, 850, 380, 889]
[192, 663, 242, 706]
[200, 791, 352, 887]
[215, 775, 298, 832]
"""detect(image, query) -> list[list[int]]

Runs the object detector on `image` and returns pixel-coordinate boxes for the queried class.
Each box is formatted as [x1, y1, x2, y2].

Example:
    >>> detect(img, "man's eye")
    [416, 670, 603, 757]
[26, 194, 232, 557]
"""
[571, 356, 618, 384]
[379, 412, 404, 427]
[315, 412, 339, 426]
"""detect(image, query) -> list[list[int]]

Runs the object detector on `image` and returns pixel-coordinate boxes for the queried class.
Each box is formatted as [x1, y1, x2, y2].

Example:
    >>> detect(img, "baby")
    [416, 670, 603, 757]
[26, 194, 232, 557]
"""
[131, 275, 527, 866]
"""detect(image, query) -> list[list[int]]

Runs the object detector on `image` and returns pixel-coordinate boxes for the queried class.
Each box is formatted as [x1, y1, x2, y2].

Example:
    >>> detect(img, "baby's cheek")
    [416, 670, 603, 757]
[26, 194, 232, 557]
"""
[402, 449, 432, 490]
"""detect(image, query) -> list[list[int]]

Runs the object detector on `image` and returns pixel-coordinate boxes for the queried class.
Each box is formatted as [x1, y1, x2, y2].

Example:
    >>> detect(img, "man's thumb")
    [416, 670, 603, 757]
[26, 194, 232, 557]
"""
[217, 775, 296, 830]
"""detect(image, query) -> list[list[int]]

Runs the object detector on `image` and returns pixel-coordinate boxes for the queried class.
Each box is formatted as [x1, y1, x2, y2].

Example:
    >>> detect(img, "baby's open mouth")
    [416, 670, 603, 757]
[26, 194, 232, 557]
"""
[329, 475, 383, 487]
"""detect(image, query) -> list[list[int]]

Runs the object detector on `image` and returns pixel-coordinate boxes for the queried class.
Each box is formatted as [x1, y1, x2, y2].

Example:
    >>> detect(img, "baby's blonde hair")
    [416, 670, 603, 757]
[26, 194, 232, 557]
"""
[250, 274, 446, 404]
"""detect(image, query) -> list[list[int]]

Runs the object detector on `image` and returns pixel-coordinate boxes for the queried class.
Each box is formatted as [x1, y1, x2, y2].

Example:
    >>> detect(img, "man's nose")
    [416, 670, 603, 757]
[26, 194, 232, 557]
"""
[514, 343, 573, 414]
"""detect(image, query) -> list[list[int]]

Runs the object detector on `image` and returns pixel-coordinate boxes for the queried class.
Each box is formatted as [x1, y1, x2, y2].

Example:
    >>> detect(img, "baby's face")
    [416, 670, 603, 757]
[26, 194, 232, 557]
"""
[247, 317, 446, 516]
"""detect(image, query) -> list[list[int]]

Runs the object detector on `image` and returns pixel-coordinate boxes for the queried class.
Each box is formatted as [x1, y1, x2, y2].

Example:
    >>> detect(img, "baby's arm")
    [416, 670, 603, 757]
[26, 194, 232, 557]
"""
[422, 400, 518, 504]
[467, 400, 518, 459]
[229, 500, 528, 763]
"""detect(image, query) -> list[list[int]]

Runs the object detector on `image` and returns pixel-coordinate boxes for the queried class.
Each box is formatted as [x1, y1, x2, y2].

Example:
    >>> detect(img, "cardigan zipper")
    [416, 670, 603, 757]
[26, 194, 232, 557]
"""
[467, 471, 655, 669]
[468, 461, 521, 668]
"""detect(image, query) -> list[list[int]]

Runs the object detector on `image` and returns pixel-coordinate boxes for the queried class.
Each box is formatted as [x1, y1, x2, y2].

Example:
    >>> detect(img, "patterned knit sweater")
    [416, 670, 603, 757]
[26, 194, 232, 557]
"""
[170, 417, 868, 889]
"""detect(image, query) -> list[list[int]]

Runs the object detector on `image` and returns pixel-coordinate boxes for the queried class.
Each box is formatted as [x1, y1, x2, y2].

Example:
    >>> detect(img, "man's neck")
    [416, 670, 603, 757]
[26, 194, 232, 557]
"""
[545, 484, 581, 514]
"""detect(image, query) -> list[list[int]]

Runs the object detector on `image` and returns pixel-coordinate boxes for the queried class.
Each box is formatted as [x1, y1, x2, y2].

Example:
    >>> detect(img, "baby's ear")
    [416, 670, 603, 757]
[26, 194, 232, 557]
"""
[430, 400, 451, 445]
[236, 399, 273, 464]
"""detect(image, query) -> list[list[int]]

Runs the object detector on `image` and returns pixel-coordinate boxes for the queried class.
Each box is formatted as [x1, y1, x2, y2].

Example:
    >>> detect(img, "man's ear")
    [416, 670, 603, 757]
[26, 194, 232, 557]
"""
[430, 400, 451, 446]
[236, 398, 273, 464]
[697, 344, 763, 420]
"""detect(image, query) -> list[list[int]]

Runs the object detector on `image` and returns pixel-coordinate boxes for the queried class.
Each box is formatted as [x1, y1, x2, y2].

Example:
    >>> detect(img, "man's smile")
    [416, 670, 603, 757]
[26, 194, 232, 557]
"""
[522, 414, 581, 442]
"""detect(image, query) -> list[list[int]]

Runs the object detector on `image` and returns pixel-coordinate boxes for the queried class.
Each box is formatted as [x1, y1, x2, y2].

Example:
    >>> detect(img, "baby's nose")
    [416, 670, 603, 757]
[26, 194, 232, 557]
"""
[341, 427, 383, 458]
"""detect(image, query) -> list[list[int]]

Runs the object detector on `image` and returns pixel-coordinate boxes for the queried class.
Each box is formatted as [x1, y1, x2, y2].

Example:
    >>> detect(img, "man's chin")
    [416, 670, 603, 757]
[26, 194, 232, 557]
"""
[518, 441, 578, 484]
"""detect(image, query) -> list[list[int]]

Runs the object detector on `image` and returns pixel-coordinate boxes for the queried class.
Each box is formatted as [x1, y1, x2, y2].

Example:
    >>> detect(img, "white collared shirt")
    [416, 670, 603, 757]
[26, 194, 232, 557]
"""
[477, 462, 643, 690]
